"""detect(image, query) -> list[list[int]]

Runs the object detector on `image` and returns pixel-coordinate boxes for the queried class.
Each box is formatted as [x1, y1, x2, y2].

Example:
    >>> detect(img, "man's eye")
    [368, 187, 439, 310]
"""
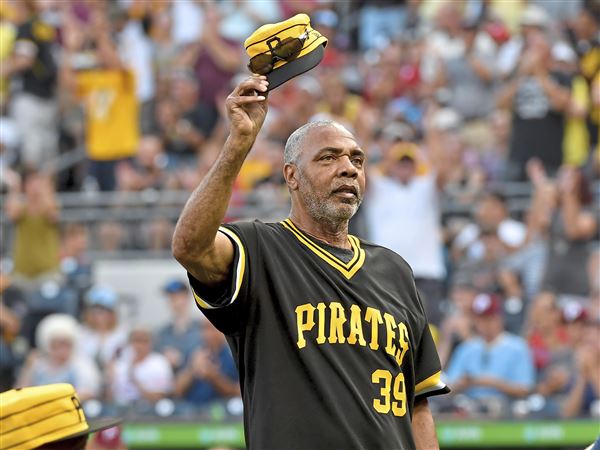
[321, 155, 335, 161]
[352, 158, 364, 166]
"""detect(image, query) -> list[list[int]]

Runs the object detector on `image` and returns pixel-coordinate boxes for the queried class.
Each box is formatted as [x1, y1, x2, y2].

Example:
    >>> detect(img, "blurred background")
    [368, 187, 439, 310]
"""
[0, 0, 598, 449]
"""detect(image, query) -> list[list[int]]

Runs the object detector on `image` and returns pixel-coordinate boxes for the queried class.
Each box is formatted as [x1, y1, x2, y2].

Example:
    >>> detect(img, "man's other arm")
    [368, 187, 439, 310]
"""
[412, 398, 440, 450]
[172, 76, 268, 286]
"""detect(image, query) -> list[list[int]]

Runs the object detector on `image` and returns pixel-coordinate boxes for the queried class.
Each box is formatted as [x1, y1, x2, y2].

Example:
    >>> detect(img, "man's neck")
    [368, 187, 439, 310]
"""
[288, 212, 350, 249]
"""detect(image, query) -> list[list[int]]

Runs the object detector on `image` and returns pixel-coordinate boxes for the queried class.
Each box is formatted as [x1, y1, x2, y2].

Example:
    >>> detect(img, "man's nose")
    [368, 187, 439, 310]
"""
[338, 156, 358, 178]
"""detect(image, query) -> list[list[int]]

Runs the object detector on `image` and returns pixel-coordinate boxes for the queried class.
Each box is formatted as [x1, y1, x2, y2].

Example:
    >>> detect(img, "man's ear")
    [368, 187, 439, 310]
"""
[284, 163, 299, 191]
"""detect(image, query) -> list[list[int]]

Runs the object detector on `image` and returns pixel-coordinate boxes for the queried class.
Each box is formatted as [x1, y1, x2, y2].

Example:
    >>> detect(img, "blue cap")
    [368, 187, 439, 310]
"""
[86, 286, 118, 309]
[163, 279, 187, 294]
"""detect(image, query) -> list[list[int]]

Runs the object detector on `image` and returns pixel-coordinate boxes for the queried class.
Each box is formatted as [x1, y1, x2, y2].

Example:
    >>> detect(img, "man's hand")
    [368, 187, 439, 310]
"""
[226, 75, 269, 143]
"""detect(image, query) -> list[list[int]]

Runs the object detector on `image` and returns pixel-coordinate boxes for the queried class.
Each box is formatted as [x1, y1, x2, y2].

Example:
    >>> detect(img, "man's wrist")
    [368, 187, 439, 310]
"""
[225, 134, 256, 155]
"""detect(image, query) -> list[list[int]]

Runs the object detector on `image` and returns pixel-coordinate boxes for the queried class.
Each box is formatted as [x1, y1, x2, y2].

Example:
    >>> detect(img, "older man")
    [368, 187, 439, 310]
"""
[172, 75, 449, 450]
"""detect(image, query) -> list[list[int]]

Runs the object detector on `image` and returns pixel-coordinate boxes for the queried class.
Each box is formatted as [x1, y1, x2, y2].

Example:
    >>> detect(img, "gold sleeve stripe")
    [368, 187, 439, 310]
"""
[415, 371, 446, 395]
[192, 226, 246, 310]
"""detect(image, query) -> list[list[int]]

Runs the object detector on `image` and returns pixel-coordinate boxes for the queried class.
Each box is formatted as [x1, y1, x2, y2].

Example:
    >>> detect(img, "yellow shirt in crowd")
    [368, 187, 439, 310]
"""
[13, 214, 60, 279]
[76, 69, 139, 161]
[0, 21, 16, 104]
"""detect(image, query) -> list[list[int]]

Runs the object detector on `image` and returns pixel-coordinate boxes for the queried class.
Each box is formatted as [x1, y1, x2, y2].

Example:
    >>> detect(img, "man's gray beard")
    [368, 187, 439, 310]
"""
[298, 171, 362, 225]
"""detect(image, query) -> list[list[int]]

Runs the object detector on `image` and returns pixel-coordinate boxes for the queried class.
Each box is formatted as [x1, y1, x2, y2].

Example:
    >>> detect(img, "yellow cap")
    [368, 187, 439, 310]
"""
[0, 384, 120, 450]
[244, 13, 328, 90]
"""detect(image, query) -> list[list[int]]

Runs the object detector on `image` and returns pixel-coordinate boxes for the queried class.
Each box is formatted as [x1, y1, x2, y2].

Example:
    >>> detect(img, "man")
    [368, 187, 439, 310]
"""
[174, 317, 240, 410]
[364, 142, 448, 327]
[109, 326, 173, 413]
[452, 190, 526, 263]
[2, 0, 58, 170]
[445, 293, 535, 408]
[497, 31, 571, 180]
[61, 7, 139, 191]
[172, 75, 449, 450]
[155, 278, 202, 373]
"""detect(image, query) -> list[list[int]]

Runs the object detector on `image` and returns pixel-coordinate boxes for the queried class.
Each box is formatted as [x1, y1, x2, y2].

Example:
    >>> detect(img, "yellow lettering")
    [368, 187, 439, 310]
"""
[347, 304, 367, 346]
[396, 322, 409, 366]
[365, 307, 383, 350]
[316, 303, 327, 344]
[328, 302, 347, 344]
[384, 313, 397, 358]
[295, 303, 315, 349]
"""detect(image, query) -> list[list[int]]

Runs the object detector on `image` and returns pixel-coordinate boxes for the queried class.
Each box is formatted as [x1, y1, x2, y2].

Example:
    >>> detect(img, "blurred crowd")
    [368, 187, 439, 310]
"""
[1, 0, 599, 423]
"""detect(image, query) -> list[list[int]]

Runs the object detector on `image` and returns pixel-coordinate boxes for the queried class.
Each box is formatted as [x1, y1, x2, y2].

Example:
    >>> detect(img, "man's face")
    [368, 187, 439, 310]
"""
[476, 196, 506, 229]
[168, 291, 189, 316]
[473, 314, 503, 341]
[288, 125, 366, 223]
[390, 158, 416, 184]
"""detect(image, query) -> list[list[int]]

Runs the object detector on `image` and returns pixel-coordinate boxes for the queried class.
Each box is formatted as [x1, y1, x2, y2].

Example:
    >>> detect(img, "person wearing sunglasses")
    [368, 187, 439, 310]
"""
[172, 73, 449, 450]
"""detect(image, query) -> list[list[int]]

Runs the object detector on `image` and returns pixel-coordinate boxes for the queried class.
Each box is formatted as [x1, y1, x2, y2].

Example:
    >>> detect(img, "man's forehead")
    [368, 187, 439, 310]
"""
[304, 123, 359, 147]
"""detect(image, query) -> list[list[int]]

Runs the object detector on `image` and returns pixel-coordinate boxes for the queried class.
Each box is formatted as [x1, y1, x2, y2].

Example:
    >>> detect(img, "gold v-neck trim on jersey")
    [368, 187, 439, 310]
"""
[281, 219, 365, 280]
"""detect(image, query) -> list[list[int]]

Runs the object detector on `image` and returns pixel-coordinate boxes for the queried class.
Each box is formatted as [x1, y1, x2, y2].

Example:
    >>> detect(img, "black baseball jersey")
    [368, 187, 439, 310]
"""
[188, 219, 449, 450]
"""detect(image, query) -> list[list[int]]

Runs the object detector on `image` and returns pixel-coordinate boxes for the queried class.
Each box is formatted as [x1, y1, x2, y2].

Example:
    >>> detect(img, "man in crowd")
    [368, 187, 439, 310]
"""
[445, 293, 535, 412]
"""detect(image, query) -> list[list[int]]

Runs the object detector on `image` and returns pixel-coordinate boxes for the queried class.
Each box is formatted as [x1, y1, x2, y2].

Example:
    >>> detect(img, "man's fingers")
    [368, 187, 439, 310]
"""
[232, 75, 269, 97]
[229, 95, 267, 105]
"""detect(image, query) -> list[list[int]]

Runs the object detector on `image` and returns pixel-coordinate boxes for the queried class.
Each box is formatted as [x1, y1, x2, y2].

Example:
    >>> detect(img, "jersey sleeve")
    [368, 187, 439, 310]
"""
[413, 321, 451, 401]
[186, 221, 257, 334]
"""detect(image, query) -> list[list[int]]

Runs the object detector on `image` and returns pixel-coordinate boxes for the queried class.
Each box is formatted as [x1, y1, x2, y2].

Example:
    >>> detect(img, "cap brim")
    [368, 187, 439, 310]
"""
[266, 44, 325, 91]
[52, 417, 122, 443]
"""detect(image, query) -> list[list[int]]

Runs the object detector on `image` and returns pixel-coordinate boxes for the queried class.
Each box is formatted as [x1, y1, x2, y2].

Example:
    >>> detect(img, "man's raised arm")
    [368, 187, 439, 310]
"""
[172, 75, 269, 286]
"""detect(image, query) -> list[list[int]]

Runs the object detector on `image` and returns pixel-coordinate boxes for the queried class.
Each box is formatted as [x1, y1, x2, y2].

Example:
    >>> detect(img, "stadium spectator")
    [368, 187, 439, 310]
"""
[174, 319, 240, 411]
[155, 279, 202, 374]
[79, 286, 128, 370]
[438, 276, 477, 367]
[0, 1, 16, 110]
[180, 3, 242, 109]
[0, 277, 24, 391]
[364, 141, 448, 325]
[117, 135, 169, 191]
[437, 18, 497, 124]
[497, 31, 571, 180]
[153, 69, 216, 166]
[61, 6, 139, 191]
[109, 326, 174, 412]
[562, 317, 600, 417]
[496, 5, 550, 79]
[6, 170, 60, 288]
[16, 314, 101, 401]
[525, 291, 569, 371]
[445, 293, 535, 413]
[2, 0, 59, 170]
[534, 301, 589, 413]
[452, 190, 526, 264]
[540, 165, 598, 297]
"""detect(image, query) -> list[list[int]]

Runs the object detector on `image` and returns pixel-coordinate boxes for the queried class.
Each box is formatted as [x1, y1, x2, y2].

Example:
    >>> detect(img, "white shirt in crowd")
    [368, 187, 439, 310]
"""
[365, 173, 446, 280]
[454, 219, 527, 261]
[79, 325, 129, 366]
[112, 352, 174, 405]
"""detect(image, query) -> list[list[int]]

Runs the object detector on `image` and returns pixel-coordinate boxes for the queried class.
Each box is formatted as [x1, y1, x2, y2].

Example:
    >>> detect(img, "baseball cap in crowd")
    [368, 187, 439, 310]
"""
[163, 278, 188, 294]
[85, 286, 118, 310]
[520, 5, 549, 28]
[471, 293, 502, 316]
[244, 13, 328, 91]
[0, 383, 121, 450]
[561, 301, 588, 324]
[390, 142, 418, 163]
